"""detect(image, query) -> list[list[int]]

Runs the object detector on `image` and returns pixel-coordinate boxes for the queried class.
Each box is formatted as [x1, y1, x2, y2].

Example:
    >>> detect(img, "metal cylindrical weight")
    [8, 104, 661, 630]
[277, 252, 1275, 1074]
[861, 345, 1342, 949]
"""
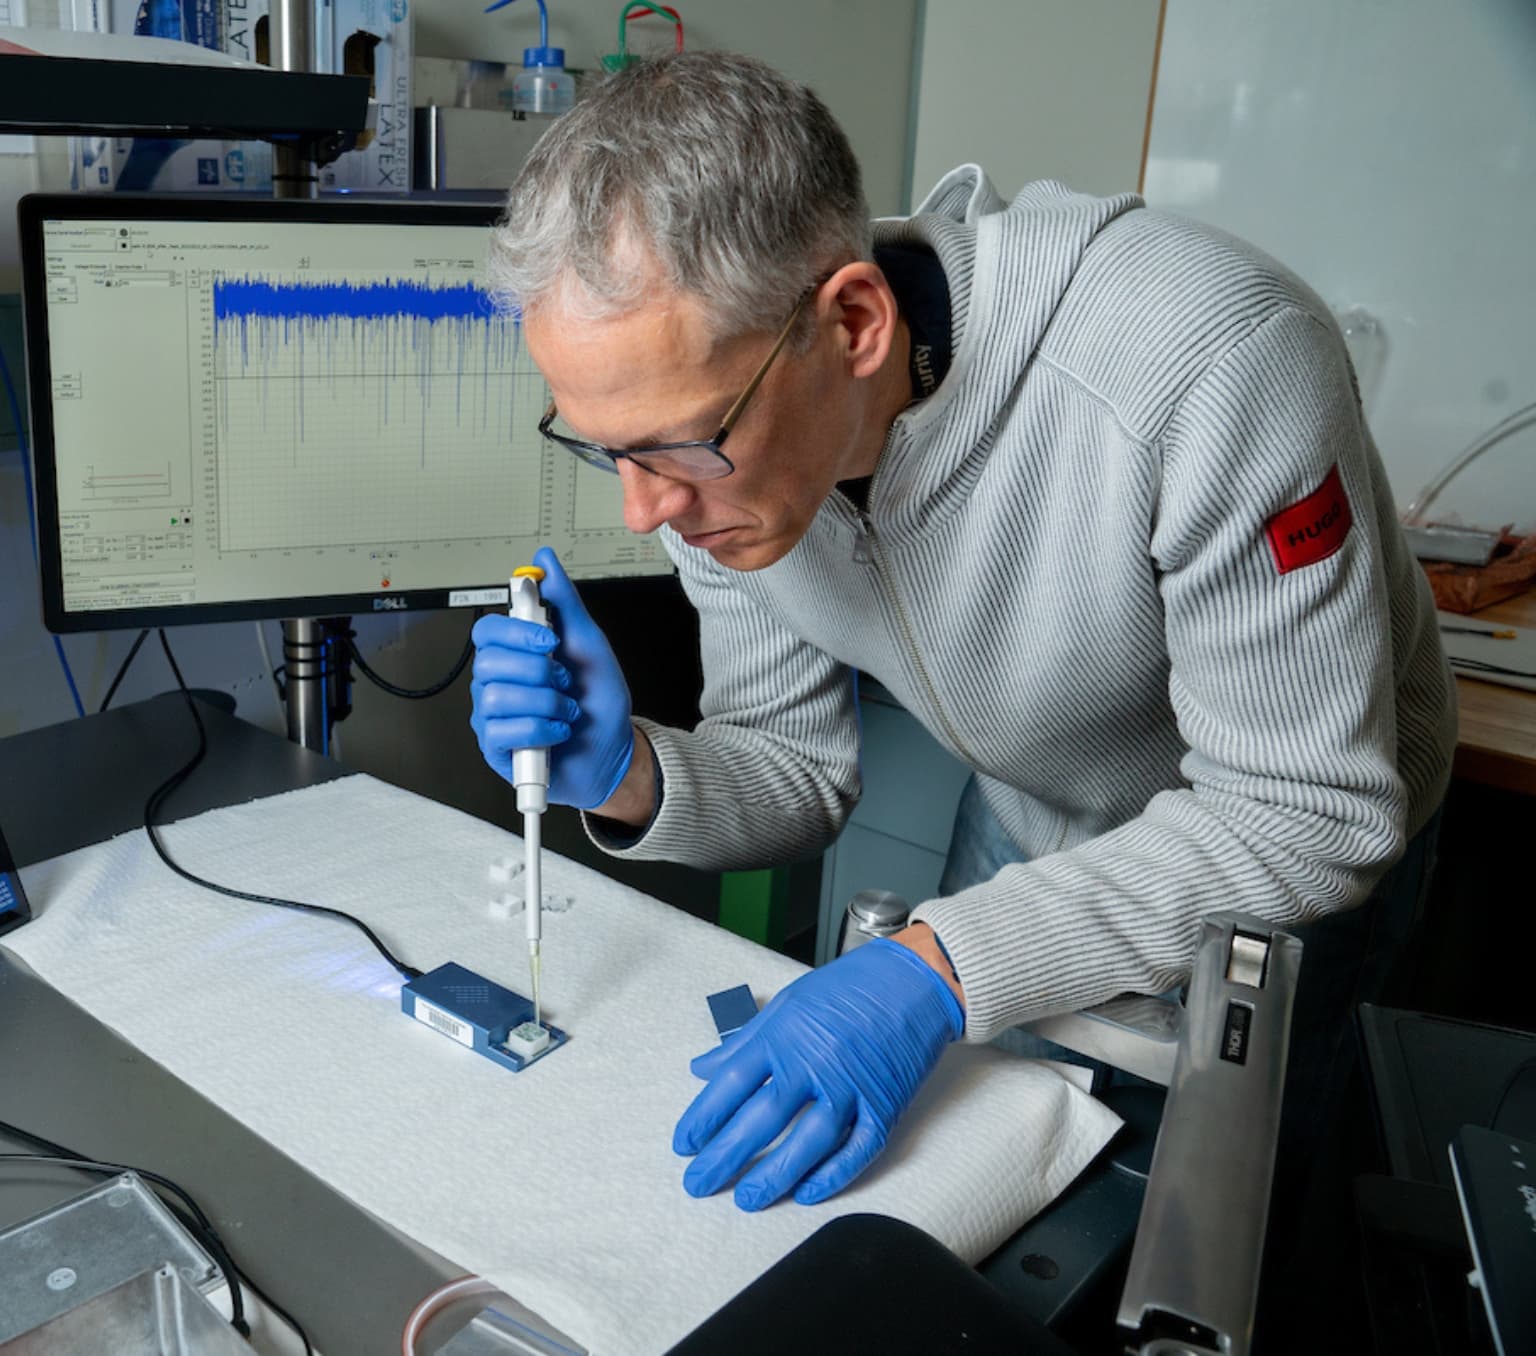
[270, 0, 317, 199]
[282, 617, 327, 752]
[838, 889, 911, 955]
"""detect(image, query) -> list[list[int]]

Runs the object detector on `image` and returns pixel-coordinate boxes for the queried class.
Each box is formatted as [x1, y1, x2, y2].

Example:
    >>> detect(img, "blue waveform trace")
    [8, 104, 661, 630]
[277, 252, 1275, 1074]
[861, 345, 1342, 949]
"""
[213, 276, 498, 325]
[211, 274, 526, 458]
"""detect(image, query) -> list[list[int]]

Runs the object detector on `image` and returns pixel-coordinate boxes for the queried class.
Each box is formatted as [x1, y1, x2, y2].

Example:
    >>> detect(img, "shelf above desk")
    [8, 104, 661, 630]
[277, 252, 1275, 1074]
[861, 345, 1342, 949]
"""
[0, 53, 369, 142]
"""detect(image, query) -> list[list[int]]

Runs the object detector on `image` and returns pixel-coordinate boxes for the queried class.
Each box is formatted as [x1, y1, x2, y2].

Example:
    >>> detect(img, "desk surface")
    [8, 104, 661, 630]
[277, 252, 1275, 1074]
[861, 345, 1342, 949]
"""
[1450, 589, 1536, 796]
[0, 694, 464, 1356]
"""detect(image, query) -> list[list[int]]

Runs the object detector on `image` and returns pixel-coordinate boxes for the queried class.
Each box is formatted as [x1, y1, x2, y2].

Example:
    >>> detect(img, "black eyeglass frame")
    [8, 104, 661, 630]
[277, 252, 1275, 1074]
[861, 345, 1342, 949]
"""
[536, 286, 816, 482]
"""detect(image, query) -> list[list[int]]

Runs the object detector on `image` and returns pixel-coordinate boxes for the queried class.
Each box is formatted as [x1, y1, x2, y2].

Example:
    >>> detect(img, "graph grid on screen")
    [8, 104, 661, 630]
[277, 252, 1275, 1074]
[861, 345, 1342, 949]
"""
[210, 275, 542, 553]
[25, 203, 669, 629]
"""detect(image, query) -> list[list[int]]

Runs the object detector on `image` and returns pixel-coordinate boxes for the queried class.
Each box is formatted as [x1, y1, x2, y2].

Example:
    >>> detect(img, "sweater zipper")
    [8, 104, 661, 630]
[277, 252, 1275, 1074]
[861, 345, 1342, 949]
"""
[850, 505, 980, 769]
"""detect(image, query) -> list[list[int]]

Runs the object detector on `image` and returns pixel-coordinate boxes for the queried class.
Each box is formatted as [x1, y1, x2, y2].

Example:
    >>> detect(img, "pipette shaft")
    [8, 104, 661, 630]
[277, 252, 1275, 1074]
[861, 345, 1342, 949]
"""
[509, 568, 550, 1027]
[524, 807, 542, 1027]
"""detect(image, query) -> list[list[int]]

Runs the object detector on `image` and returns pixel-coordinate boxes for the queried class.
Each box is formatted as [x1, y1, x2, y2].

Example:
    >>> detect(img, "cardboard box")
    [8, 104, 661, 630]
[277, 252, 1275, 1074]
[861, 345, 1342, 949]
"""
[73, 135, 272, 192]
[316, 0, 412, 192]
[69, 0, 255, 191]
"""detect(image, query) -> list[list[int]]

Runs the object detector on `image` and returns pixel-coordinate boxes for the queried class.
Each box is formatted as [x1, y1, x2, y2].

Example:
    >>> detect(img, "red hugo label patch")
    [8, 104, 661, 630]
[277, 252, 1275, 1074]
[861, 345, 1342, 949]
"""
[1265, 465, 1352, 574]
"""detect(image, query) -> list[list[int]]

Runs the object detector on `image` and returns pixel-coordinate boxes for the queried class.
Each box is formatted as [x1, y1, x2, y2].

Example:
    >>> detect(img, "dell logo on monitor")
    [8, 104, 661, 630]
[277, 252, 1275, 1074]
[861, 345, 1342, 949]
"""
[374, 596, 409, 611]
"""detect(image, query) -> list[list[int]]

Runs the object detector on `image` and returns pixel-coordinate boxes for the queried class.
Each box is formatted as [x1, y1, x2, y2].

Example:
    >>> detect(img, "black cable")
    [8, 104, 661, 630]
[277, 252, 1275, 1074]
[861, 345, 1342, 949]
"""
[144, 629, 422, 980]
[99, 628, 151, 713]
[1488, 1057, 1536, 1135]
[0, 1122, 314, 1355]
[1450, 657, 1536, 680]
[220, 1264, 312, 1355]
[0, 1116, 76, 1159]
[344, 626, 475, 700]
[260, 623, 287, 707]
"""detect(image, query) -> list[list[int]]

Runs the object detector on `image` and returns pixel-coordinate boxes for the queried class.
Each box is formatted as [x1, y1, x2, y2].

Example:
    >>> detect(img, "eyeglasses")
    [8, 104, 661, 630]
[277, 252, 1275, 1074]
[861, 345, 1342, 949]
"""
[537, 287, 815, 482]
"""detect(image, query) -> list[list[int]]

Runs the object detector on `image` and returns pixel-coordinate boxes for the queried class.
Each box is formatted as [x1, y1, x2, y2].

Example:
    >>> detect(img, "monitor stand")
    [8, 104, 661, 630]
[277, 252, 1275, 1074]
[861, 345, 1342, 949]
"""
[282, 618, 329, 753]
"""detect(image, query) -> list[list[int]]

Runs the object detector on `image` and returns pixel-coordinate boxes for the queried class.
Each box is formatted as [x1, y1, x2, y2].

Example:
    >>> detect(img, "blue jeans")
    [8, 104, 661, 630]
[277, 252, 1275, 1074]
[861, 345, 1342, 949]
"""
[937, 778, 1130, 1080]
[939, 775, 1443, 1114]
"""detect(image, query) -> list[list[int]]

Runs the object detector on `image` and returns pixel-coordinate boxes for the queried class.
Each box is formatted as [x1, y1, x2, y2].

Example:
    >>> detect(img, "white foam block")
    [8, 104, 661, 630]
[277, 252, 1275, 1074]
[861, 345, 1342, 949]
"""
[10, 775, 1120, 1356]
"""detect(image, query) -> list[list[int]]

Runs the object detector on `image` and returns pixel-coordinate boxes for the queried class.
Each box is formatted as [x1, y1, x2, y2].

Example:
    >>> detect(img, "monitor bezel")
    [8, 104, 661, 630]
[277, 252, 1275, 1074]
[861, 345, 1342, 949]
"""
[18, 193, 649, 635]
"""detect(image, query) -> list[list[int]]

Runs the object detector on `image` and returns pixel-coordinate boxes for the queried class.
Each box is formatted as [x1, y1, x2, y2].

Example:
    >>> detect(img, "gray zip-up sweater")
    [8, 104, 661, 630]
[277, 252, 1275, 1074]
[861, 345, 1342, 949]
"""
[589, 168, 1456, 1041]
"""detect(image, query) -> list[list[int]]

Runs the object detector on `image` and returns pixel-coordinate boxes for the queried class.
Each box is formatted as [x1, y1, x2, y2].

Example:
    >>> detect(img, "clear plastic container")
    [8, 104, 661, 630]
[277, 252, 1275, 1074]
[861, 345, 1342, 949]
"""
[1334, 304, 1388, 417]
[509, 45, 574, 115]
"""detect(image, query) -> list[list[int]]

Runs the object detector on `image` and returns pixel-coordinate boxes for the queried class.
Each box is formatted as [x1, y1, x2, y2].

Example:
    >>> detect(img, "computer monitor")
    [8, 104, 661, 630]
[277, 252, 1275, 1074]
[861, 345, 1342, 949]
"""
[17, 194, 671, 634]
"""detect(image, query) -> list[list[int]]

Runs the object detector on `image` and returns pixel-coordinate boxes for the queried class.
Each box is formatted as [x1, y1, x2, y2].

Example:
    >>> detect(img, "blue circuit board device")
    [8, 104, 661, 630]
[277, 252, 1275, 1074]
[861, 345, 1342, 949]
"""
[0, 822, 31, 940]
[402, 961, 568, 1072]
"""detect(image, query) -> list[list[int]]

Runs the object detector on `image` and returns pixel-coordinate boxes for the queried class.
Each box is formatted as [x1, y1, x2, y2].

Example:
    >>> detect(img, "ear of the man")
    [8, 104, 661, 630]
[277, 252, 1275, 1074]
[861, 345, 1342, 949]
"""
[821, 262, 899, 381]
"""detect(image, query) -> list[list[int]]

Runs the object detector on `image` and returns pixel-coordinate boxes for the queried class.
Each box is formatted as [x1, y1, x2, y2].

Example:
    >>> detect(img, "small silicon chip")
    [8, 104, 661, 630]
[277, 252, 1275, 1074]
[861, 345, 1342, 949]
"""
[506, 1020, 551, 1060]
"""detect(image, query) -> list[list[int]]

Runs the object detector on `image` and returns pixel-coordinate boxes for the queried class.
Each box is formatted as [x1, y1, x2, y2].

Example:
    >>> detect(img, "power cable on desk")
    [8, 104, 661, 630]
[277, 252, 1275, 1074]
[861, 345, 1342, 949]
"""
[99, 627, 151, 713]
[159, 618, 469, 748]
[336, 621, 475, 700]
[146, 628, 423, 981]
[254, 621, 284, 710]
[0, 1115, 312, 1355]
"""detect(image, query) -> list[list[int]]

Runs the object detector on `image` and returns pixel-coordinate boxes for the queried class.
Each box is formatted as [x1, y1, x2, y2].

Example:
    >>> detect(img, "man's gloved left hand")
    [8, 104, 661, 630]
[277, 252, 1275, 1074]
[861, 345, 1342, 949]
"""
[673, 937, 964, 1211]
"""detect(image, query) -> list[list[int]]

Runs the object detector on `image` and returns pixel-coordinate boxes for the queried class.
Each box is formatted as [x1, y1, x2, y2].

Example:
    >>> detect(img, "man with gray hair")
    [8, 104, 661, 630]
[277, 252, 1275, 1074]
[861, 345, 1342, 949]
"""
[470, 52, 1455, 1214]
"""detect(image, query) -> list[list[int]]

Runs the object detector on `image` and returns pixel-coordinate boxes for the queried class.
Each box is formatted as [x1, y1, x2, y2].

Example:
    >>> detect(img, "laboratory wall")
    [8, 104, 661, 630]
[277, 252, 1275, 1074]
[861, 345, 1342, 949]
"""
[0, 0, 921, 747]
[414, 0, 919, 217]
[908, 0, 1163, 209]
[1144, 0, 1536, 534]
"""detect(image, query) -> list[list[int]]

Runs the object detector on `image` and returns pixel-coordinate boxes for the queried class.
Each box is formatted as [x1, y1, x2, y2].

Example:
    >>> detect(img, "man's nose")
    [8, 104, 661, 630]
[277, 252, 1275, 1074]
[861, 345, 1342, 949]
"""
[617, 459, 694, 535]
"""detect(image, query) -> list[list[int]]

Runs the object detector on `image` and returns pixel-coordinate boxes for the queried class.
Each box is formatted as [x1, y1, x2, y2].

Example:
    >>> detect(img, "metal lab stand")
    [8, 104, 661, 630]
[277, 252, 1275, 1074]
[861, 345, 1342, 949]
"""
[977, 916, 1302, 1356]
[270, 0, 332, 756]
[978, 915, 1301, 1356]
[1107, 918, 1301, 1355]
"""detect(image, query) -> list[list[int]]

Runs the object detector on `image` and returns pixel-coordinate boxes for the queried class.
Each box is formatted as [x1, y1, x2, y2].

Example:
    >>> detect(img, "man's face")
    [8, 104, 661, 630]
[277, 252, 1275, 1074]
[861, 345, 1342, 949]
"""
[522, 284, 875, 572]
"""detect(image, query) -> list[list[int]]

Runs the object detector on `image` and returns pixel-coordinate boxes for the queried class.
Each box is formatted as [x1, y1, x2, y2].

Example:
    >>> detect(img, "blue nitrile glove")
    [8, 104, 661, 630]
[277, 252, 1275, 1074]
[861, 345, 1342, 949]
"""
[469, 547, 635, 810]
[674, 937, 964, 1211]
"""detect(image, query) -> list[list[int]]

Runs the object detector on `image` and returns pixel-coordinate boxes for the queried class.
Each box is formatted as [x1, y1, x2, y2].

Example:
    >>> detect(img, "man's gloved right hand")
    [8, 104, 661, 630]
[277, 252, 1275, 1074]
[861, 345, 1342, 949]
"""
[470, 546, 636, 811]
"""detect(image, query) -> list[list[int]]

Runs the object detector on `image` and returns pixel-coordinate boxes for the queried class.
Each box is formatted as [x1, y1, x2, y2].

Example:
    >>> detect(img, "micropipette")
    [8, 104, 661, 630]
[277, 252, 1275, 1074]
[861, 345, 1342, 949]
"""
[509, 565, 550, 1027]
